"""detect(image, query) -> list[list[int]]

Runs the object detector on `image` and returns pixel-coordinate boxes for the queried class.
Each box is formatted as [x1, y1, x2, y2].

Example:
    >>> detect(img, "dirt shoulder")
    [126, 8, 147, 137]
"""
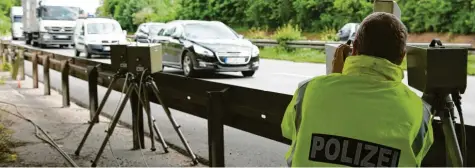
[0, 71, 204, 167]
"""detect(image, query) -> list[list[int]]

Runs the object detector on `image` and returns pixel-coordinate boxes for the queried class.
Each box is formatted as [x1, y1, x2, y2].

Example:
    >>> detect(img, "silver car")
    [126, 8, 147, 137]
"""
[337, 23, 360, 42]
[134, 22, 165, 43]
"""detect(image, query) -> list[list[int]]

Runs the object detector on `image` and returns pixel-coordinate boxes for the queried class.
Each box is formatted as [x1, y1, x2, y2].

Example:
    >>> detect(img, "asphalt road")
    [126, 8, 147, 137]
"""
[13, 40, 475, 166]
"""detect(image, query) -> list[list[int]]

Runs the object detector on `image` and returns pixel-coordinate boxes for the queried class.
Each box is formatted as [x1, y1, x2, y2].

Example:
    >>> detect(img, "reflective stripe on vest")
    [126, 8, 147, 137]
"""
[412, 101, 431, 156]
[286, 79, 311, 166]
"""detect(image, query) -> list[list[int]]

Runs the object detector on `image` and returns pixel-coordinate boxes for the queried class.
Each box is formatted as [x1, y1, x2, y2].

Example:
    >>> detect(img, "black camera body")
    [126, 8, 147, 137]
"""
[110, 43, 163, 75]
[406, 39, 468, 94]
[110, 44, 129, 73]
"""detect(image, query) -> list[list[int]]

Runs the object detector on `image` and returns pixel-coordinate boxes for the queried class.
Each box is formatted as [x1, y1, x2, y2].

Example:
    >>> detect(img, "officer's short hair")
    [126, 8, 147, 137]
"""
[354, 12, 408, 65]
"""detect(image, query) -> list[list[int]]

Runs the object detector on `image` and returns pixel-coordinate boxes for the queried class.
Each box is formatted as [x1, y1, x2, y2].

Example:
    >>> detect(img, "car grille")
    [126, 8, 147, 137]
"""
[216, 52, 250, 57]
[46, 26, 74, 33]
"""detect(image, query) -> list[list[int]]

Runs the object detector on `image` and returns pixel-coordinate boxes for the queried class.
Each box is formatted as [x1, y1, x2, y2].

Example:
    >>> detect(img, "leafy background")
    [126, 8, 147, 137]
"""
[94, 0, 475, 35]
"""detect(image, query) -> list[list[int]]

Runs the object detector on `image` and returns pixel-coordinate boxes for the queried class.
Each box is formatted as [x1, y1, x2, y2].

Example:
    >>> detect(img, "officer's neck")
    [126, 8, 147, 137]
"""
[342, 55, 404, 82]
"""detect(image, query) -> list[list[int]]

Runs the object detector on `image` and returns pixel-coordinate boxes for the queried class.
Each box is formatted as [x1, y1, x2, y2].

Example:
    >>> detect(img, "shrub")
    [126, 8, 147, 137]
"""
[245, 27, 269, 39]
[1, 63, 11, 72]
[319, 27, 338, 41]
[272, 23, 304, 51]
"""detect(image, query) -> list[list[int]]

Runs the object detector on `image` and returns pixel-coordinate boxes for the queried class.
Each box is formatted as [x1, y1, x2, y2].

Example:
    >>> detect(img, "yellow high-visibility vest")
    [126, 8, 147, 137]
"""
[281, 55, 434, 167]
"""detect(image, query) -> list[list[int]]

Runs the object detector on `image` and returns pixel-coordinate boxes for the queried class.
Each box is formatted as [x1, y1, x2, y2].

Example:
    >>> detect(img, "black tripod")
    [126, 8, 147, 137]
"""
[422, 91, 466, 167]
[74, 71, 198, 167]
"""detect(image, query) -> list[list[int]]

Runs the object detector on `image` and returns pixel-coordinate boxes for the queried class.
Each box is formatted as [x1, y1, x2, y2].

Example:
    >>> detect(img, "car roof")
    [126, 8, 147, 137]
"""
[142, 22, 165, 26]
[166, 20, 224, 26]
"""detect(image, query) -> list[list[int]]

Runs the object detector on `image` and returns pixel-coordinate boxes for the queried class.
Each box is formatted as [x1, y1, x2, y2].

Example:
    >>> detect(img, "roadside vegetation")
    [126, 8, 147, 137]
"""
[0, 0, 20, 36]
[0, 115, 16, 163]
[101, 0, 475, 35]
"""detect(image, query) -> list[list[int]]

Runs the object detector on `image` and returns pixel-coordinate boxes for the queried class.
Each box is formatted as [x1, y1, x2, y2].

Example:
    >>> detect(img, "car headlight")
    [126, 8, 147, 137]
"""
[193, 45, 214, 57]
[42, 33, 51, 39]
[251, 45, 259, 57]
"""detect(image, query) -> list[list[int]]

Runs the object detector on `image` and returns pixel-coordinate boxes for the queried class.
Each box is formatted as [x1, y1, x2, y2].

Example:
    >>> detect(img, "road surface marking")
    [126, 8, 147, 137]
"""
[273, 73, 314, 78]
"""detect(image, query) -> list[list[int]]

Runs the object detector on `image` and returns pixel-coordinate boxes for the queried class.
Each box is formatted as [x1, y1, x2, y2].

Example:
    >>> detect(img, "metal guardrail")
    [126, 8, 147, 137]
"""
[1, 40, 474, 167]
[125, 35, 474, 51]
[248, 39, 475, 50]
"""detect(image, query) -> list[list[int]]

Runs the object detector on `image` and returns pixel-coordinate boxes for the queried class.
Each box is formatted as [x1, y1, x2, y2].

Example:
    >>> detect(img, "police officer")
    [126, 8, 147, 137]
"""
[281, 12, 434, 167]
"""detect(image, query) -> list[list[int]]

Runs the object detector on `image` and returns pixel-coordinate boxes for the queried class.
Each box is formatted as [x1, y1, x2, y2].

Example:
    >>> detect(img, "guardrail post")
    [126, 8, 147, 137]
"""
[7, 47, 13, 65]
[10, 48, 18, 79]
[0, 42, 3, 56]
[131, 90, 145, 149]
[43, 55, 50, 95]
[32, 53, 38, 88]
[87, 65, 99, 123]
[61, 60, 70, 107]
[0, 43, 4, 63]
[207, 89, 228, 167]
[18, 49, 25, 80]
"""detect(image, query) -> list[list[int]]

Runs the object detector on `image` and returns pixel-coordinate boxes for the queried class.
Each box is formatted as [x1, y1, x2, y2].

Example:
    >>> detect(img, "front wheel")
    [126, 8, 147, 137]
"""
[84, 47, 92, 59]
[182, 52, 197, 77]
[241, 70, 255, 77]
[74, 49, 80, 57]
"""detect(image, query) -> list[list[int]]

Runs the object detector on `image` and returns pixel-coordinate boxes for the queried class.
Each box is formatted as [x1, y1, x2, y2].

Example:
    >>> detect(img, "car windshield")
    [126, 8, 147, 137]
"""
[184, 23, 238, 39]
[13, 15, 22, 23]
[41, 6, 79, 21]
[149, 24, 164, 35]
[87, 22, 121, 34]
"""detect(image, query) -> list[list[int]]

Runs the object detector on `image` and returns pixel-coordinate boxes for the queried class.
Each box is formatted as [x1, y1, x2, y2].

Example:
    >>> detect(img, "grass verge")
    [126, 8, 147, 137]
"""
[259, 47, 475, 76]
[260, 47, 325, 63]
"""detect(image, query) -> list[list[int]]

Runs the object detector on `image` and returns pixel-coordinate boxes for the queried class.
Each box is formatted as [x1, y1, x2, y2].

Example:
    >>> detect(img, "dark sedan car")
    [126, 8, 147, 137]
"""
[155, 20, 260, 77]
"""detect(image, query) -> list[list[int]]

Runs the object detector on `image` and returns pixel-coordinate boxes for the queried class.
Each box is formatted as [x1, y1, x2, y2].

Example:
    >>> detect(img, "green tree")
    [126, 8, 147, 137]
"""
[99, 0, 475, 35]
[0, 0, 20, 35]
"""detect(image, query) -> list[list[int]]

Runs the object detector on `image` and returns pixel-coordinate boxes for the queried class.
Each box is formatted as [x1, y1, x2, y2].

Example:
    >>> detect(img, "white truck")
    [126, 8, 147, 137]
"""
[10, 6, 24, 40]
[22, 0, 81, 48]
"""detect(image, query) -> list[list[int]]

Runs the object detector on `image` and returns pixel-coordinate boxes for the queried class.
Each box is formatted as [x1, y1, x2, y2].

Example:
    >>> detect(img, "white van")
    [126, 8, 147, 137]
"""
[73, 18, 127, 58]
[10, 6, 23, 40]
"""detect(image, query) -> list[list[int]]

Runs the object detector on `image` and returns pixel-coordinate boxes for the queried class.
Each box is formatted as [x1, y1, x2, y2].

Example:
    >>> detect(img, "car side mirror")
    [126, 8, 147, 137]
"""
[171, 35, 180, 40]
[238, 34, 244, 39]
[123, 30, 127, 35]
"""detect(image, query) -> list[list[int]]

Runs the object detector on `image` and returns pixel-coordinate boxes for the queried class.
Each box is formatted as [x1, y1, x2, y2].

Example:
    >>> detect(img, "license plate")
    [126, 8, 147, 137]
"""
[56, 35, 68, 39]
[103, 46, 110, 51]
[225, 57, 245, 64]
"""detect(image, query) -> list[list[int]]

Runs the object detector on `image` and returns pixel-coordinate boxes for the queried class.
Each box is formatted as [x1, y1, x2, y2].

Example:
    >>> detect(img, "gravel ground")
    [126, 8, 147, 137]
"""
[0, 71, 204, 167]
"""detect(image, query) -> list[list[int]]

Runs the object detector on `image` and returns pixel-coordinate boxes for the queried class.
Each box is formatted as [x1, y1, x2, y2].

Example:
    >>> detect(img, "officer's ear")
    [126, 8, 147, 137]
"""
[352, 39, 358, 56]
[399, 48, 407, 65]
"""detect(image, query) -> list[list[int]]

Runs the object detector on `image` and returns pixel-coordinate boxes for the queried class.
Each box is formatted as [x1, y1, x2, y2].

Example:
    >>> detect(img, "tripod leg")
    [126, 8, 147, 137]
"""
[91, 85, 134, 167]
[75, 76, 119, 156]
[148, 80, 198, 164]
[140, 83, 156, 151]
[441, 110, 463, 167]
[152, 116, 169, 153]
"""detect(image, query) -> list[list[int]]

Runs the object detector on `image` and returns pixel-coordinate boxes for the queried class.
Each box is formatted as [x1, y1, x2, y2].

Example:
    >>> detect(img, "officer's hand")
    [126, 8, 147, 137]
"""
[331, 44, 352, 73]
